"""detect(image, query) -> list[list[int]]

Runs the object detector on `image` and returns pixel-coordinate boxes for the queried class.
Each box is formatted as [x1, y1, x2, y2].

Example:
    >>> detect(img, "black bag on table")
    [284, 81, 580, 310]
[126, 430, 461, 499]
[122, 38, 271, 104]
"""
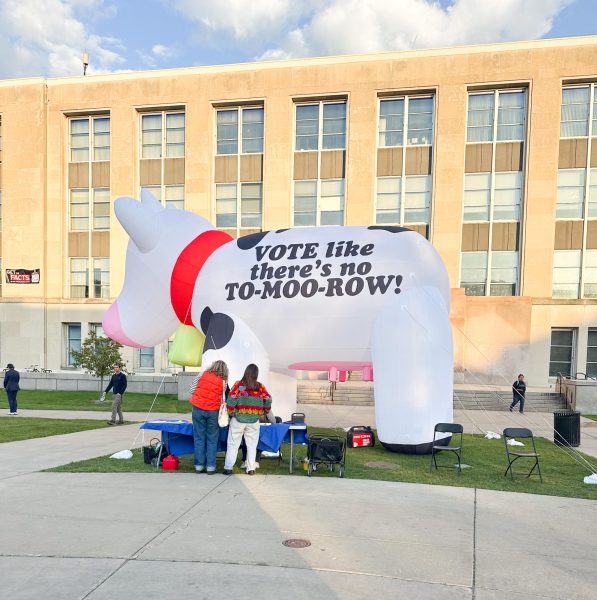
[347, 426, 375, 448]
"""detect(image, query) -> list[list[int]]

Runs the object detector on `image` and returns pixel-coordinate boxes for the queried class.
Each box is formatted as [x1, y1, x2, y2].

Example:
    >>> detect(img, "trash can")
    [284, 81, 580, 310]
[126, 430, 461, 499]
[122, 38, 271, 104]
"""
[553, 410, 581, 447]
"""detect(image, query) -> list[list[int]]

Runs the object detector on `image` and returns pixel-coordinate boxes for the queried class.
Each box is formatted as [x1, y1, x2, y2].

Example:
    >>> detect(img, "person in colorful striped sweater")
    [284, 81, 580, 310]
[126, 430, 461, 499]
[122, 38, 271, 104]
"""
[223, 364, 272, 475]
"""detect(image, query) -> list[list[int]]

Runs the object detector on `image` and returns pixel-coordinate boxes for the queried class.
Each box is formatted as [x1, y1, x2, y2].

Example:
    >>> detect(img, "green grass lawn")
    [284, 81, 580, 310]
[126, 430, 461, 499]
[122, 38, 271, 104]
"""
[48, 427, 597, 500]
[15, 390, 185, 414]
[0, 417, 122, 443]
[585, 415, 597, 422]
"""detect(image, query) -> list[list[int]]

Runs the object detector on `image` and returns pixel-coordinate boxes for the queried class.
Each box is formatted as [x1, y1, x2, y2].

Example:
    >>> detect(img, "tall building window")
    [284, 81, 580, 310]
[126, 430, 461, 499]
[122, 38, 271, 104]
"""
[68, 115, 111, 300]
[139, 110, 185, 210]
[70, 258, 89, 298]
[70, 116, 110, 162]
[587, 329, 597, 377]
[216, 107, 264, 155]
[93, 188, 110, 229]
[70, 189, 89, 230]
[69, 257, 108, 299]
[138, 347, 155, 369]
[375, 95, 434, 237]
[293, 99, 347, 226]
[141, 112, 185, 158]
[64, 323, 82, 367]
[215, 105, 264, 236]
[549, 328, 576, 377]
[93, 258, 110, 299]
[90, 323, 105, 337]
[460, 89, 527, 296]
[553, 84, 597, 298]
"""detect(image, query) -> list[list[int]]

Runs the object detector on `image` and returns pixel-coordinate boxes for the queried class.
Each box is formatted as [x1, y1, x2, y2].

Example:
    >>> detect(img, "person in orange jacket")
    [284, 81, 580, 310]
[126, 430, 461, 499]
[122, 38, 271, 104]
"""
[189, 360, 229, 474]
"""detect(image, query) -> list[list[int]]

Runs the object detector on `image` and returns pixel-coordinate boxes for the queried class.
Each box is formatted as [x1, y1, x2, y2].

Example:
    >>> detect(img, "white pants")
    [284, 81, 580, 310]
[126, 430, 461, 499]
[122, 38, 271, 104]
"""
[224, 418, 260, 471]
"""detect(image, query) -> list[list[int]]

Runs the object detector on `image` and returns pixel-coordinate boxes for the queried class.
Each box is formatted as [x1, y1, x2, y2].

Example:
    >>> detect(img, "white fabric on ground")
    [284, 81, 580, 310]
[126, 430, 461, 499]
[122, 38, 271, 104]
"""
[110, 449, 133, 459]
[485, 431, 501, 439]
[583, 473, 597, 484]
[507, 439, 524, 446]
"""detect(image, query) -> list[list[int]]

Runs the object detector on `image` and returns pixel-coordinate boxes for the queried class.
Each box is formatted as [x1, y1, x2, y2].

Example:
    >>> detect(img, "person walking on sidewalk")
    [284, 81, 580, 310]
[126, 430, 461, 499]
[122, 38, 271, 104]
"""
[223, 364, 272, 475]
[510, 373, 526, 414]
[189, 360, 229, 475]
[3, 364, 20, 415]
[105, 365, 127, 425]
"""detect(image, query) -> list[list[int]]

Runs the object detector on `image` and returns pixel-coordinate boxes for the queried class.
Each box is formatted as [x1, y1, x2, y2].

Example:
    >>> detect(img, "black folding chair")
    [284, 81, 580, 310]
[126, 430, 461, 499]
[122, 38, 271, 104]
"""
[503, 427, 543, 482]
[429, 423, 464, 474]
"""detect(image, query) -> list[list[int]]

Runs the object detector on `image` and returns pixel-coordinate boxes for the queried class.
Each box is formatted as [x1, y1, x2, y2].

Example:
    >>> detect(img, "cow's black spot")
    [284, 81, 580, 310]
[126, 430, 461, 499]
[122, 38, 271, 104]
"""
[199, 306, 213, 335]
[367, 225, 411, 233]
[275, 228, 289, 234]
[237, 231, 269, 250]
[203, 313, 235, 351]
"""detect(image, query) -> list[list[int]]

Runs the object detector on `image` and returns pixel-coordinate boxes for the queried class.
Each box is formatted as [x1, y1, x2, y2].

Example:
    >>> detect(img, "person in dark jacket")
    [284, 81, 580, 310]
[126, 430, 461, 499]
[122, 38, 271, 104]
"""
[105, 365, 127, 425]
[3, 364, 20, 415]
[510, 373, 526, 414]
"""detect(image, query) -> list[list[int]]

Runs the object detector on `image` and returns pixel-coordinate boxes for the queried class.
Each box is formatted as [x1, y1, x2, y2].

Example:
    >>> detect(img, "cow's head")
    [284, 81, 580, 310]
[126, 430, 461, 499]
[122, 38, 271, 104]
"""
[103, 190, 215, 348]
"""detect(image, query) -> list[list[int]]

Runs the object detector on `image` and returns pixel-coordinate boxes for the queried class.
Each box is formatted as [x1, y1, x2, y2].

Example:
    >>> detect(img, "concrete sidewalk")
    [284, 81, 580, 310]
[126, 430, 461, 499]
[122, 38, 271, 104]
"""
[1, 405, 596, 598]
[0, 472, 596, 599]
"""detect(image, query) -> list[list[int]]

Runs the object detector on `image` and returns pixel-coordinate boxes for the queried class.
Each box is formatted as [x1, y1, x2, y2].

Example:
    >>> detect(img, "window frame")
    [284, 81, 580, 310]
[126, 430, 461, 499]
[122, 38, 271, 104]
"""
[69, 115, 111, 163]
[554, 83, 597, 299]
[549, 327, 577, 378]
[215, 105, 265, 156]
[214, 181, 263, 233]
[63, 322, 82, 368]
[294, 99, 347, 153]
[460, 88, 528, 297]
[140, 110, 186, 160]
[466, 89, 527, 144]
[292, 178, 346, 227]
[373, 94, 435, 232]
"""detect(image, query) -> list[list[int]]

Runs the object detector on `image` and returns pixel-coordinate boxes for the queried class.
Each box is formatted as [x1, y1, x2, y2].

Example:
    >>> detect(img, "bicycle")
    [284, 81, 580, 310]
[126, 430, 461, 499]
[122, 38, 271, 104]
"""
[25, 365, 40, 372]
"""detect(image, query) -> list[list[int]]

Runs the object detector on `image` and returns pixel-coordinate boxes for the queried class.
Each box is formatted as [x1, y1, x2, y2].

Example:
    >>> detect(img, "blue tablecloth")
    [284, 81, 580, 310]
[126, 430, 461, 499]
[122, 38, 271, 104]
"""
[140, 420, 308, 457]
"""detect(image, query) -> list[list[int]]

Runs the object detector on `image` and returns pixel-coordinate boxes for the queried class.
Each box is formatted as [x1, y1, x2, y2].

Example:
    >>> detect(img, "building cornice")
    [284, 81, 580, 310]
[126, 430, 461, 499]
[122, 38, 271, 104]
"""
[0, 35, 596, 89]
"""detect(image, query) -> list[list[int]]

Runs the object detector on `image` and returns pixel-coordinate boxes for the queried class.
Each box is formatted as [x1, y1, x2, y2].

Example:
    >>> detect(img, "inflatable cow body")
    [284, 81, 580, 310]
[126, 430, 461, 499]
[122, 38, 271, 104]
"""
[104, 192, 454, 453]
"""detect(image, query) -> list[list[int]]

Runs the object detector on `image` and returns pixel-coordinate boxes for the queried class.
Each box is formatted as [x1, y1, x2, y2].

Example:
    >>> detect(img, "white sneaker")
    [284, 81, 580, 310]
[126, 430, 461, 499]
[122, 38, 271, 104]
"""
[240, 461, 247, 469]
[255, 462, 260, 469]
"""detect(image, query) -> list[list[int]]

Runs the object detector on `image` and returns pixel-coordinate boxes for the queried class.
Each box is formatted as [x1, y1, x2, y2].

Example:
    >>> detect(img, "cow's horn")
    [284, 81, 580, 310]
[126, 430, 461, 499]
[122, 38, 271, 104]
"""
[140, 188, 163, 212]
[114, 196, 160, 253]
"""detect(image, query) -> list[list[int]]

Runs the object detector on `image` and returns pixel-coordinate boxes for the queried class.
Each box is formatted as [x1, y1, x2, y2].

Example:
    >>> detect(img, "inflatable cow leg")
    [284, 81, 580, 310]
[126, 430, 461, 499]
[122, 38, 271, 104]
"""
[200, 311, 270, 389]
[371, 286, 453, 454]
[267, 369, 298, 421]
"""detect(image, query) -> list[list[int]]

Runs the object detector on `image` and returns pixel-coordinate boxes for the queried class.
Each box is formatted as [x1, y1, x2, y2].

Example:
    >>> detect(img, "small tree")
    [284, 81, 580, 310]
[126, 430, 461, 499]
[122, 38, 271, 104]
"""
[71, 330, 124, 397]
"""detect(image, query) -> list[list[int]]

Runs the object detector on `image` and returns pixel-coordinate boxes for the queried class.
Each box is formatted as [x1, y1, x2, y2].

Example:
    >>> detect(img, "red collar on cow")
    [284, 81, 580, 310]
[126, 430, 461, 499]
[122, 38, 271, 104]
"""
[170, 230, 232, 326]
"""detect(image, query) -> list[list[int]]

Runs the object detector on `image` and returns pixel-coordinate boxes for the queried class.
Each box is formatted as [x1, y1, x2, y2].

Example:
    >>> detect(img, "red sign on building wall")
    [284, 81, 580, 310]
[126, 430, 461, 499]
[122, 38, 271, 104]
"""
[5, 269, 41, 284]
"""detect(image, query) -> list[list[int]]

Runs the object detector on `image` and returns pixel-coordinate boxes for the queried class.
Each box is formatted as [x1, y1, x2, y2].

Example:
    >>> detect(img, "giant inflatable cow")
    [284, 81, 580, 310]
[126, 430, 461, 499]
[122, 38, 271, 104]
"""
[103, 191, 454, 453]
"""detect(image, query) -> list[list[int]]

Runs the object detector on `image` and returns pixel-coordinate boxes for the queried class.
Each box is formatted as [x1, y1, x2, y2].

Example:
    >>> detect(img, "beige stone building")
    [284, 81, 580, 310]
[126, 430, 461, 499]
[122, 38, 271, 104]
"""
[1, 35, 597, 385]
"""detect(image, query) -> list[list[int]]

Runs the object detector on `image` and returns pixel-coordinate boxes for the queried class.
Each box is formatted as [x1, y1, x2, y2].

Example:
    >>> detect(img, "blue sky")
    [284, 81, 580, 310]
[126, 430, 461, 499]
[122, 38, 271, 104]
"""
[0, 0, 594, 78]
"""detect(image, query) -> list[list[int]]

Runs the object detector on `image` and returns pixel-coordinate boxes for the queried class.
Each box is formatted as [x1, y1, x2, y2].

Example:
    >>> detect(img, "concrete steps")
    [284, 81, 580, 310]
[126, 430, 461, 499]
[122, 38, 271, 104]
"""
[297, 381, 567, 412]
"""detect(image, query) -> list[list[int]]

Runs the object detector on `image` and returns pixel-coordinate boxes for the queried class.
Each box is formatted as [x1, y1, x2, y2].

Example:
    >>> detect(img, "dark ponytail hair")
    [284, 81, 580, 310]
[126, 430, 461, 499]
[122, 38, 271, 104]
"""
[241, 363, 259, 391]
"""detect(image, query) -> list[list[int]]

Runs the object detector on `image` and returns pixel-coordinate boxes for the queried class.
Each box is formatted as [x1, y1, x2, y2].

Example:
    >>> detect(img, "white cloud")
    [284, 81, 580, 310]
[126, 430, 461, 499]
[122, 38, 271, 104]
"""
[262, 0, 574, 58]
[173, 0, 573, 60]
[0, 0, 125, 78]
[172, 0, 313, 40]
[152, 44, 175, 59]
